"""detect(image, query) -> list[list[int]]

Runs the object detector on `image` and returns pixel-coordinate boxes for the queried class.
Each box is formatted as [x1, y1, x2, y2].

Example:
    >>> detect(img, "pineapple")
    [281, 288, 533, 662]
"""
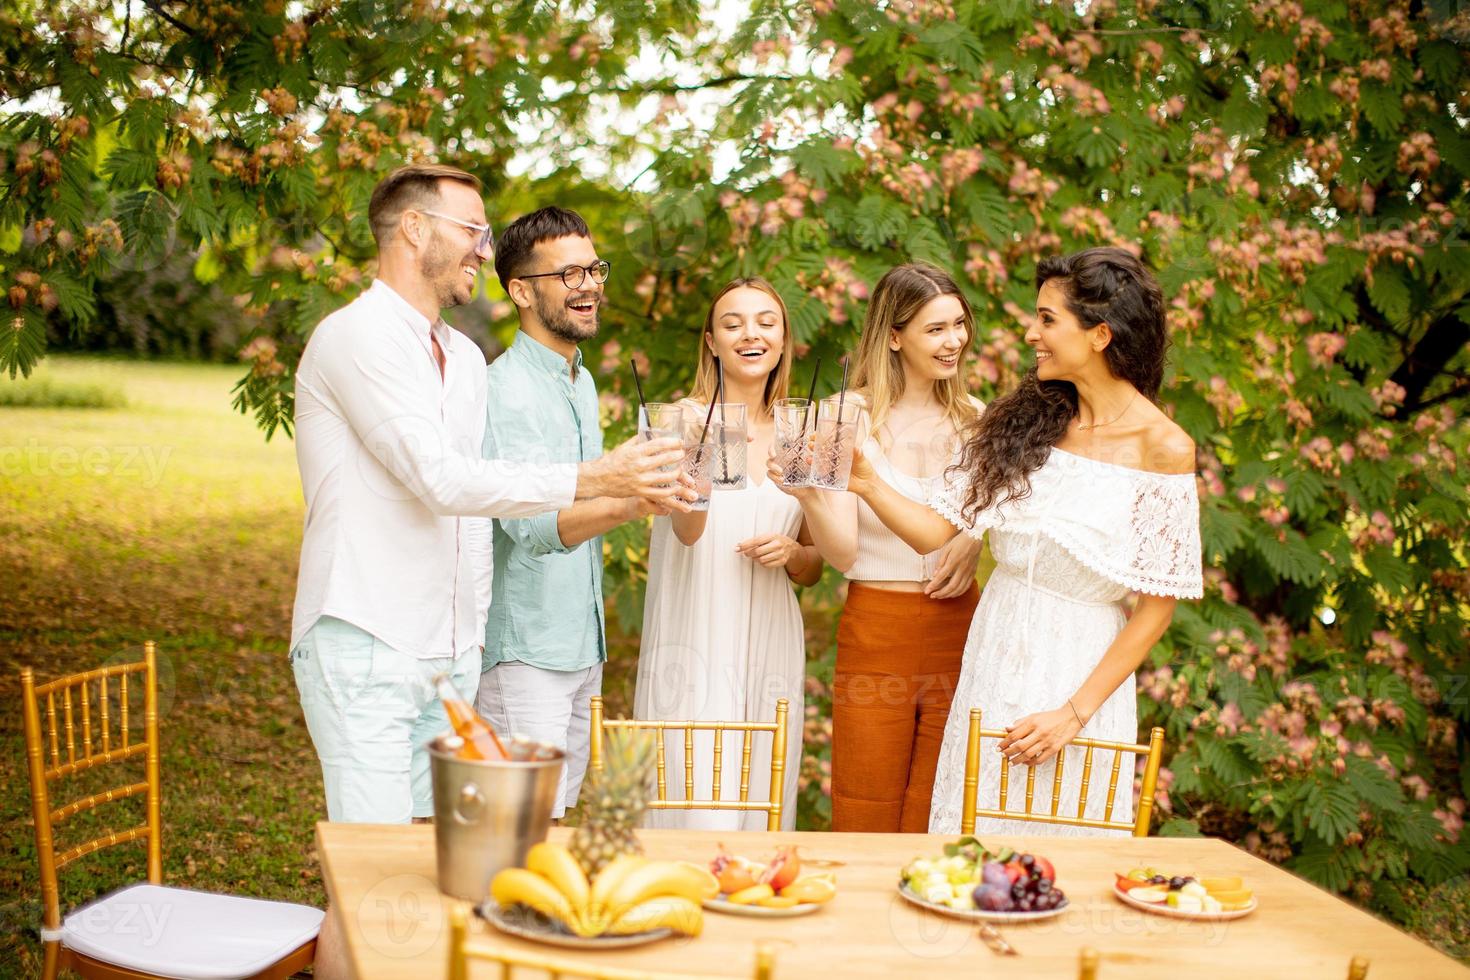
[570, 726, 656, 877]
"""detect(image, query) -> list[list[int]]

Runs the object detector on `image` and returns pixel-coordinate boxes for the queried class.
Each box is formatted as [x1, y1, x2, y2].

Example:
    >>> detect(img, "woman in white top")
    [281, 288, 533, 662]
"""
[635, 278, 821, 830]
[770, 263, 983, 832]
[845, 247, 1203, 835]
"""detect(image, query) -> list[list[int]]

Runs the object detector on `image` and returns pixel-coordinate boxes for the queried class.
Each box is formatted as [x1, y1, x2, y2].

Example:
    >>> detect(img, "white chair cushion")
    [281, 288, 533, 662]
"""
[62, 883, 323, 979]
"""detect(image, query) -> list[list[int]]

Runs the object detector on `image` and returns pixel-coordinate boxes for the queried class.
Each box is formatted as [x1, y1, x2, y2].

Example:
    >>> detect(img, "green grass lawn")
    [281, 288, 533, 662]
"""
[0, 357, 316, 977]
[0, 355, 694, 977]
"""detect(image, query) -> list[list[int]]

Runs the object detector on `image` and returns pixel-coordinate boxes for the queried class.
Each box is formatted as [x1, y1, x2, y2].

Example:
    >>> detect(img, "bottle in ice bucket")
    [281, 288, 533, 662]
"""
[433, 674, 508, 761]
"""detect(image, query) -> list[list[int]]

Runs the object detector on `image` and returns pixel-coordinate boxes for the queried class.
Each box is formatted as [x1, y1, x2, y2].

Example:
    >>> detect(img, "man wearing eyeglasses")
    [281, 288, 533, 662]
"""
[474, 206, 655, 820]
[290, 165, 692, 828]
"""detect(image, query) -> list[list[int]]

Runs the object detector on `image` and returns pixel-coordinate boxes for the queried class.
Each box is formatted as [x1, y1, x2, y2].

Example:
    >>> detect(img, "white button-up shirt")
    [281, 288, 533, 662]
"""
[291, 279, 577, 657]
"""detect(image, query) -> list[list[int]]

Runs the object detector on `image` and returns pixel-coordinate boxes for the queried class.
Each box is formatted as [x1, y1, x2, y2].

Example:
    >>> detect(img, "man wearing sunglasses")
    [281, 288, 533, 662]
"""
[475, 206, 666, 821]
[290, 165, 691, 979]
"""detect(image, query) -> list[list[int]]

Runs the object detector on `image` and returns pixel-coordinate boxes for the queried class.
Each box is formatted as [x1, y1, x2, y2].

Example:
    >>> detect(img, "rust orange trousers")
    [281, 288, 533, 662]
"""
[831, 581, 979, 833]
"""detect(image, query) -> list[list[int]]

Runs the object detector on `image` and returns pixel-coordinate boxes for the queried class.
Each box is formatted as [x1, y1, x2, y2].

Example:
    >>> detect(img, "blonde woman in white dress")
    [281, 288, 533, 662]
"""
[634, 278, 821, 830]
[845, 247, 1203, 836]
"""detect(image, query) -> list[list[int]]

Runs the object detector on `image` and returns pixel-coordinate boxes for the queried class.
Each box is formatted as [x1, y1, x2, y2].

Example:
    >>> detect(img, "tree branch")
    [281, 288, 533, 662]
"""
[1388, 310, 1470, 413]
[141, 0, 198, 39]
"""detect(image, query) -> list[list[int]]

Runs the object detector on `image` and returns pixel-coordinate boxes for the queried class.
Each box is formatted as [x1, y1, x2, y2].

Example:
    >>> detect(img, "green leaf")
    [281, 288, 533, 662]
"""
[1359, 83, 1405, 134]
[1255, 529, 1325, 585]
[1417, 41, 1464, 90]
[903, 218, 952, 265]
[1361, 547, 1413, 596]
[1342, 327, 1392, 370]
[1201, 504, 1251, 561]
[1157, 818, 1203, 837]
[1410, 842, 1470, 886]
[0, 307, 47, 378]
[46, 271, 96, 326]
[917, 21, 985, 73]
[1284, 470, 1327, 520]
[961, 183, 1013, 244]
[849, 195, 908, 251]
[102, 146, 156, 190]
[1366, 266, 1411, 323]
[1072, 123, 1120, 168]
[1344, 755, 1402, 809]
[1318, 378, 1376, 421]
[1305, 781, 1360, 846]
[1293, 841, 1352, 891]
[789, 141, 857, 189]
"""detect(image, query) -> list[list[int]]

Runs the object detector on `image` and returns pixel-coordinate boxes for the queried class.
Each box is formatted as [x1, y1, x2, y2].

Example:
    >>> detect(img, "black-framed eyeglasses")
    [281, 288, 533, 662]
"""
[517, 260, 611, 290]
[417, 209, 495, 255]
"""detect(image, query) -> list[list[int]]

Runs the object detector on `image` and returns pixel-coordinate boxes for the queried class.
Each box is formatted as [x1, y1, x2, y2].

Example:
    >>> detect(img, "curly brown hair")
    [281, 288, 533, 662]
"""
[950, 247, 1167, 522]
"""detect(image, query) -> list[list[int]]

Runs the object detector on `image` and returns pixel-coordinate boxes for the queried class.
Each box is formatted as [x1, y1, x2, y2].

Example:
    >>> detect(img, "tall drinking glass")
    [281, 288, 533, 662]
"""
[639, 403, 683, 485]
[772, 397, 813, 488]
[710, 402, 747, 491]
[810, 395, 859, 491]
[681, 413, 714, 512]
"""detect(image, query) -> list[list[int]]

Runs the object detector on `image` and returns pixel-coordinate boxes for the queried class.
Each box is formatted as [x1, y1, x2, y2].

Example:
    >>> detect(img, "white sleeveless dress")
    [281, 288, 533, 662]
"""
[634, 478, 806, 831]
[927, 448, 1203, 836]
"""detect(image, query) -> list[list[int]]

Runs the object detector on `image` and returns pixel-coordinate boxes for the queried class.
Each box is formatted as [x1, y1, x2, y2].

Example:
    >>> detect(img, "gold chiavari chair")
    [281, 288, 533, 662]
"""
[1347, 955, 1370, 978]
[589, 696, 789, 831]
[959, 708, 1167, 837]
[448, 903, 777, 979]
[20, 641, 322, 980]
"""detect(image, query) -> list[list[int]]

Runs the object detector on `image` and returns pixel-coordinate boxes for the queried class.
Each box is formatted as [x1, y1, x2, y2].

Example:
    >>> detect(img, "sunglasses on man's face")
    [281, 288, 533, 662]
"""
[417, 209, 495, 255]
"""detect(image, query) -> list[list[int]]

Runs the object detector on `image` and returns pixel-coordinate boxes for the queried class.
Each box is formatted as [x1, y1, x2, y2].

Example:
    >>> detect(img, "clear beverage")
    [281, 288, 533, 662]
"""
[709, 402, 748, 491]
[639, 403, 684, 482]
[772, 397, 813, 488]
[811, 395, 859, 491]
[434, 674, 508, 761]
[681, 415, 715, 511]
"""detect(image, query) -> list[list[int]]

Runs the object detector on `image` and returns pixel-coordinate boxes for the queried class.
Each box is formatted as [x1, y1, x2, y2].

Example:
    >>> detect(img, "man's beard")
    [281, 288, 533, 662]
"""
[533, 287, 599, 344]
[421, 233, 472, 309]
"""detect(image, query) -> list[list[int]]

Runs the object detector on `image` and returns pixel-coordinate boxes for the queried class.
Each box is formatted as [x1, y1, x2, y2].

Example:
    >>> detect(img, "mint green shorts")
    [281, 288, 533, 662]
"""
[291, 616, 480, 822]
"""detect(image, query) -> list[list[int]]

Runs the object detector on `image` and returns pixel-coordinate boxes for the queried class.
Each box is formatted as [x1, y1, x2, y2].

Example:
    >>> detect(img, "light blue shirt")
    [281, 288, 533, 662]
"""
[482, 330, 605, 672]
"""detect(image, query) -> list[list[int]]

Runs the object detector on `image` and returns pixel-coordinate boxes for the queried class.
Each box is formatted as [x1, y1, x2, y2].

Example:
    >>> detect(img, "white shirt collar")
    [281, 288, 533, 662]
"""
[370, 278, 451, 347]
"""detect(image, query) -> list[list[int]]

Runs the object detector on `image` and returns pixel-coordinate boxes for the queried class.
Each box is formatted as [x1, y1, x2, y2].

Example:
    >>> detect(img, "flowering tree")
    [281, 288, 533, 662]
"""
[3, 0, 1468, 940]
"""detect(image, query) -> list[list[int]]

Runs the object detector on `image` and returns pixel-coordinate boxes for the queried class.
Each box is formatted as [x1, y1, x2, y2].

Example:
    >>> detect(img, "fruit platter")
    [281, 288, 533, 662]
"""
[898, 836, 1070, 922]
[1112, 867, 1258, 920]
[482, 842, 715, 948]
[704, 844, 838, 917]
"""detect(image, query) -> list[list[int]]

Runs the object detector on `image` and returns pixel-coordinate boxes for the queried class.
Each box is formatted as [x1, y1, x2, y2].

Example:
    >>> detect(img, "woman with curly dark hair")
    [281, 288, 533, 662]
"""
[845, 247, 1204, 835]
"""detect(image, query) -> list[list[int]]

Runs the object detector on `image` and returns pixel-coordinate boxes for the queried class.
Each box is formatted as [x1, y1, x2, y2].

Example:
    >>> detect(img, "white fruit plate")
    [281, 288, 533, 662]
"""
[897, 883, 1070, 923]
[477, 901, 674, 949]
[702, 896, 823, 918]
[1112, 884, 1258, 921]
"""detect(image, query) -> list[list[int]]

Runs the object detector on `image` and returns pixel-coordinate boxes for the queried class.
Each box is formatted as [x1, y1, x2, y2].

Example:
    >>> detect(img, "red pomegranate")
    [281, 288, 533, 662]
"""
[760, 846, 802, 891]
[710, 844, 760, 894]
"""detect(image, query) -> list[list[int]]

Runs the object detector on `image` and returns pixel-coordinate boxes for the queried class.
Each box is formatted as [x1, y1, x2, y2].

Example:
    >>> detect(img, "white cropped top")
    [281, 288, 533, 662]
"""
[848, 437, 945, 582]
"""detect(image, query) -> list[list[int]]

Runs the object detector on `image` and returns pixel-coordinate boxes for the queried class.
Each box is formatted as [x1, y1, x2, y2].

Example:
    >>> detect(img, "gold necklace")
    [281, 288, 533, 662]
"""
[1075, 391, 1138, 431]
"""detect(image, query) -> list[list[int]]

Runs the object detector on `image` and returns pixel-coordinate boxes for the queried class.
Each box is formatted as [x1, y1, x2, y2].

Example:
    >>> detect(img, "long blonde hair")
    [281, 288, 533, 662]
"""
[850, 262, 980, 435]
[689, 277, 793, 414]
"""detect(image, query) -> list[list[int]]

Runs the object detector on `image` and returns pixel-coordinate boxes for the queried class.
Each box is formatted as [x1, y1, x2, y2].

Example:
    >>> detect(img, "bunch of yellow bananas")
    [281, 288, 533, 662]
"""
[491, 842, 716, 938]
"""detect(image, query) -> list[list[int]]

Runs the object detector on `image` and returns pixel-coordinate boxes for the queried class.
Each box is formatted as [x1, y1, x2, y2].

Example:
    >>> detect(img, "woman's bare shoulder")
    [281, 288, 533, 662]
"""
[1140, 415, 1195, 475]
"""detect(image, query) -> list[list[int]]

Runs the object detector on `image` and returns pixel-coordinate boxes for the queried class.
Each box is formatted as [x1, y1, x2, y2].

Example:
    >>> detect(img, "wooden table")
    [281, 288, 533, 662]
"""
[317, 824, 1466, 978]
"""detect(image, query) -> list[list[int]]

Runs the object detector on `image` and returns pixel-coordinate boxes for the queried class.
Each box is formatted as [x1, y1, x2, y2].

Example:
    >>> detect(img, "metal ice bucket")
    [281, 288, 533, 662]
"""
[428, 734, 565, 901]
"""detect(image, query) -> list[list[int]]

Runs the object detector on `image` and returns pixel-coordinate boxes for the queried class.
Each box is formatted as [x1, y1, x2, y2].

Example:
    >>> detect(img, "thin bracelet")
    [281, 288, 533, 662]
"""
[1067, 698, 1084, 727]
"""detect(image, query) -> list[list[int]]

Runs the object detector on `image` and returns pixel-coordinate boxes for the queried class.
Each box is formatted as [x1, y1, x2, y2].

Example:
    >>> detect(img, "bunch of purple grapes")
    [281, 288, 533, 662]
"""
[970, 854, 1067, 913]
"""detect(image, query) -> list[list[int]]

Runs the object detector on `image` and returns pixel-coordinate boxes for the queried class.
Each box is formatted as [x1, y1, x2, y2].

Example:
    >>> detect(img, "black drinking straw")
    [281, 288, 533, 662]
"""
[837, 355, 850, 420]
[630, 357, 648, 417]
[696, 389, 719, 462]
[715, 358, 730, 482]
[800, 356, 822, 431]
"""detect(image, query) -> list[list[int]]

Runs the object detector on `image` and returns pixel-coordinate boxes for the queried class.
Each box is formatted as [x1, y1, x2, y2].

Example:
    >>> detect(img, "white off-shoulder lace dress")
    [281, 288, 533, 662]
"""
[928, 448, 1203, 836]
